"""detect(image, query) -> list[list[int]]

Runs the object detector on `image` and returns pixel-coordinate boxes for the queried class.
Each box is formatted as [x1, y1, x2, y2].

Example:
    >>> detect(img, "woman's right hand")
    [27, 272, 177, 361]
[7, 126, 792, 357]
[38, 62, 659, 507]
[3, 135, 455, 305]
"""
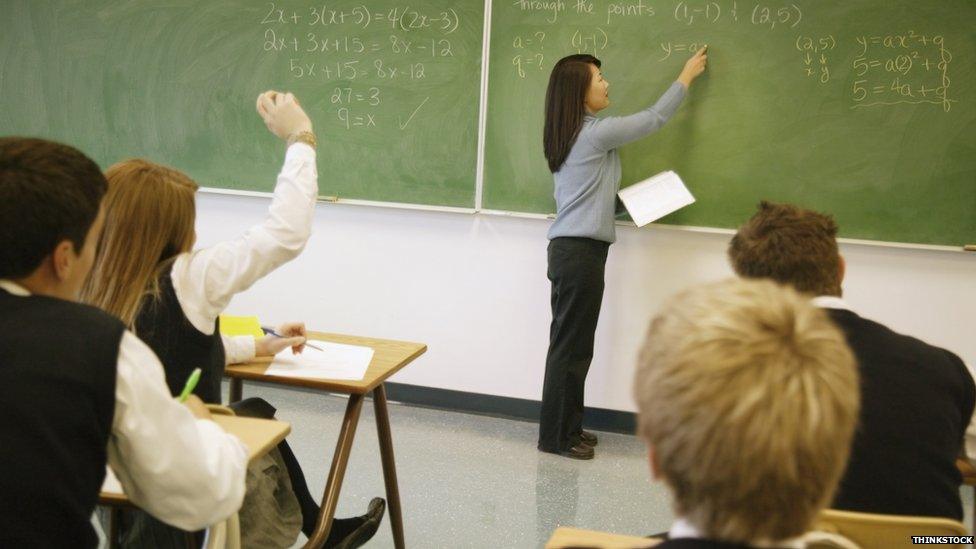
[254, 321, 308, 356]
[677, 47, 708, 88]
[256, 90, 313, 141]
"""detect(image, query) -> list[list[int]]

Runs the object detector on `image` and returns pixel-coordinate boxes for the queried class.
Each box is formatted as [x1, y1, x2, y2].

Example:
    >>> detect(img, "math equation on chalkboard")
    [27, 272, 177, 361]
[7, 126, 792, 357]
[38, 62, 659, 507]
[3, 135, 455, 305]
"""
[507, 0, 955, 112]
[259, 2, 468, 131]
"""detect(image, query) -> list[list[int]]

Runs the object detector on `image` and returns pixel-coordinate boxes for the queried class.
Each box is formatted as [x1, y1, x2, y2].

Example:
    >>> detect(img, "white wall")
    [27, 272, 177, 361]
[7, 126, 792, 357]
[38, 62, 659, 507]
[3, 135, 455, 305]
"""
[198, 193, 976, 413]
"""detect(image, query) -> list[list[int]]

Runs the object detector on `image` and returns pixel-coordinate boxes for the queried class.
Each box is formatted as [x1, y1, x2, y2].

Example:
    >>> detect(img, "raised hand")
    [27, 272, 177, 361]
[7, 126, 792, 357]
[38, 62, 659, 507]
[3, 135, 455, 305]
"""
[256, 91, 313, 141]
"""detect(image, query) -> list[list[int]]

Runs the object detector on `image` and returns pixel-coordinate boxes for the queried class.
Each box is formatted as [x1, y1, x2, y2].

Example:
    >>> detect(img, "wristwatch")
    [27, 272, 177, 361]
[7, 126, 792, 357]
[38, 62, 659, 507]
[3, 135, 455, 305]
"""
[288, 130, 317, 149]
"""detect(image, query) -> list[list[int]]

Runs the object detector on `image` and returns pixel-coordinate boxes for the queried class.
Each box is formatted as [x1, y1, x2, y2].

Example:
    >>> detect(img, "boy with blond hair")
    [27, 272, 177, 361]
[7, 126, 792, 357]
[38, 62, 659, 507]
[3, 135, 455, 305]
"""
[635, 279, 860, 547]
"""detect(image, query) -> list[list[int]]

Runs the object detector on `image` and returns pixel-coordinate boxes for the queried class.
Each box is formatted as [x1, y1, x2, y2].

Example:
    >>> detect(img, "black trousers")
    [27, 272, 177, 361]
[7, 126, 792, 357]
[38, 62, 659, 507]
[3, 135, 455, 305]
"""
[538, 237, 610, 452]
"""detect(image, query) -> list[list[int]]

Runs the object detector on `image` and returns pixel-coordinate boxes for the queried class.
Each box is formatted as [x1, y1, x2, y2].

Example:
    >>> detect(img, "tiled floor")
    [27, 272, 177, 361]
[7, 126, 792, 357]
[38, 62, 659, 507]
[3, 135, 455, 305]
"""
[238, 383, 672, 549]
[251, 381, 974, 548]
[96, 381, 975, 548]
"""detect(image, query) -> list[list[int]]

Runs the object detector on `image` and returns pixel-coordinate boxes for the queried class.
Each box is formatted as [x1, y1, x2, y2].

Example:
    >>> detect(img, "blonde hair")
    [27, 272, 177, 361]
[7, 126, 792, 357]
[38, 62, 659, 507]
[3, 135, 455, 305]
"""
[634, 278, 859, 542]
[81, 159, 198, 327]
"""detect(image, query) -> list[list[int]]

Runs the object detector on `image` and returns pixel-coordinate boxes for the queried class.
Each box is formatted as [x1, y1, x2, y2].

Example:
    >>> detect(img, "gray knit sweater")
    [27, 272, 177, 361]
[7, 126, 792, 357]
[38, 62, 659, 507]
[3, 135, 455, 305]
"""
[547, 81, 686, 243]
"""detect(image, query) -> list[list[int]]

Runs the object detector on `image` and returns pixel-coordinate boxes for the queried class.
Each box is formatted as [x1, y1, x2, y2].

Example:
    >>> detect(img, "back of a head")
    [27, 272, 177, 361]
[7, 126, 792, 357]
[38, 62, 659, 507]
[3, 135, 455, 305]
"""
[634, 278, 859, 543]
[728, 201, 842, 297]
[543, 54, 601, 173]
[0, 137, 106, 280]
[81, 159, 199, 326]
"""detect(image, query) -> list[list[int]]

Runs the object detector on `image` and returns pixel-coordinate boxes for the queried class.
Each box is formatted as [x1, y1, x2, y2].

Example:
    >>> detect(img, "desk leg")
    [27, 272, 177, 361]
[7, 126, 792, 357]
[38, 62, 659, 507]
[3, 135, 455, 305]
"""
[374, 385, 405, 549]
[107, 507, 120, 549]
[304, 393, 364, 549]
[228, 378, 243, 403]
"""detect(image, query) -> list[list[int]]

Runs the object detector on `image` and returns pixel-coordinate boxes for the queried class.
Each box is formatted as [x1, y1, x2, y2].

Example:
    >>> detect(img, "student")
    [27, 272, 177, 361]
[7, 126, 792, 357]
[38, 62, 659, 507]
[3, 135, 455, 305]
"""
[538, 49, 707, 459]
[634, 278, 860, 547]
[728, 201, 976, 520]
[0, 137, 248, 548]
[81, 91, 383, 547]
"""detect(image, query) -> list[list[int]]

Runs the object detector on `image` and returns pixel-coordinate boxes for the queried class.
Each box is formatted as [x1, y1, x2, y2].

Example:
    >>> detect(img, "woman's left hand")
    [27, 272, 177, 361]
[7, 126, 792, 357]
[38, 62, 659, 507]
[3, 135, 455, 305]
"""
[255, 322, 308, 356]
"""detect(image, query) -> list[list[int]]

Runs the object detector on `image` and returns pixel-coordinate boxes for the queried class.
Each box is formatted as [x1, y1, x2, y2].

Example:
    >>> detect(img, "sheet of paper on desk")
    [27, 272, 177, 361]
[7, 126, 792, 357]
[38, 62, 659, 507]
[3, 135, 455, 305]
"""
[265, 341, 374, 381]
[617, 170, 695, 227]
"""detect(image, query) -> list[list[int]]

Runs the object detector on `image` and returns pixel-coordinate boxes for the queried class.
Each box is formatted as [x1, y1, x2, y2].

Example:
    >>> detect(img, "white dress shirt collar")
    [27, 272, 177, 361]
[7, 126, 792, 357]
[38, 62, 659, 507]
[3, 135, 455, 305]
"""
[669, 517, 805, 548]
[668, 517, 700, 540]
[0, 280, 30, 296]
[810, 295, 852, 312]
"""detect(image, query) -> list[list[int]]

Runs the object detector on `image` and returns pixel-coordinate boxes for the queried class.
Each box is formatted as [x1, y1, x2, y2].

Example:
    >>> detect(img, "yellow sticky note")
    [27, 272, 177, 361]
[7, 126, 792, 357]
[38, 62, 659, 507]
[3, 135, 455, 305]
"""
[219, 315, 264, 339]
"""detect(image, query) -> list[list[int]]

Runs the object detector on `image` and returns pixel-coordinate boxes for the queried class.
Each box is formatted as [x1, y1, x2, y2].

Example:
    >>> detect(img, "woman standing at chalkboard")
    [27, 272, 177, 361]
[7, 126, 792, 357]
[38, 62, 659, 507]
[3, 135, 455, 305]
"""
[539, 49, 708, 459]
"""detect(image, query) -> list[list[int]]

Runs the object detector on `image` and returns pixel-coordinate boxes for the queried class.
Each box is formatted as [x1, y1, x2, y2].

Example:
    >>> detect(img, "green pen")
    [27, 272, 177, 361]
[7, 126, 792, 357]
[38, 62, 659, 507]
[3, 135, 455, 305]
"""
[178, 368, 202, 402]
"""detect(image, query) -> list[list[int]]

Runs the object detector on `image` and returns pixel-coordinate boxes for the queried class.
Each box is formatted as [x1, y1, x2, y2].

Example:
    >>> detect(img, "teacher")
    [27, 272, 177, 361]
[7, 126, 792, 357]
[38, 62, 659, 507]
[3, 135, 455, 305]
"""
[538, 48, 708, 459]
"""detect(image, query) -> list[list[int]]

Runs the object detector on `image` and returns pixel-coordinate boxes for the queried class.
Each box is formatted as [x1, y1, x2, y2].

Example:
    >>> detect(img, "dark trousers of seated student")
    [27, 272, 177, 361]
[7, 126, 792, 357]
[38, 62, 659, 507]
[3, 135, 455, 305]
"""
[538, 237, 609, 452]
[114, 397, 364, 548]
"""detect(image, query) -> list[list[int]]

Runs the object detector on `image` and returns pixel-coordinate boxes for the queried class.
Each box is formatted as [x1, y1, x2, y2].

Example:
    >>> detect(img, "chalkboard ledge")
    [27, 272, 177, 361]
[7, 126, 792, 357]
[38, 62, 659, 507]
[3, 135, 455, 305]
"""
[199, 188, 967, 253]
[199, 187, 476, 215]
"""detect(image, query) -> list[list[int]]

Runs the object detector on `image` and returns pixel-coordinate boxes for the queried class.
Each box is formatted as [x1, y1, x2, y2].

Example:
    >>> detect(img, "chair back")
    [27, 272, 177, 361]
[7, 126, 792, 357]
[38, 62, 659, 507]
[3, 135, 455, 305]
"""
[816, 509, 969, 549]
[203, 512, 241, 549]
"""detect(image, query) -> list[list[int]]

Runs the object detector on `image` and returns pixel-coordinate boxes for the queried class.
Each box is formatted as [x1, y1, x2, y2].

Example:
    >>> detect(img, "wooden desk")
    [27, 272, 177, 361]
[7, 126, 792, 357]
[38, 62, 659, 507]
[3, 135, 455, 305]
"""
[99, 415, 290, 545]
[957, 458, 976, 530]
[216, 414, 292, 461]
[224, 331, 427, 549]
[546, 527, 661, 548]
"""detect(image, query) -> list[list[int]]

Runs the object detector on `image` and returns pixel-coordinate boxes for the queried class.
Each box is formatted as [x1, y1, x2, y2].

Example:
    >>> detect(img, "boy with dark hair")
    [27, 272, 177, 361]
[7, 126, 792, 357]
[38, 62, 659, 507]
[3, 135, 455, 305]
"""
[0, 137, 247, 548]
[729, 200, 975, 520]
[0, 138, 106, 281]
[728, 201, 843, 297]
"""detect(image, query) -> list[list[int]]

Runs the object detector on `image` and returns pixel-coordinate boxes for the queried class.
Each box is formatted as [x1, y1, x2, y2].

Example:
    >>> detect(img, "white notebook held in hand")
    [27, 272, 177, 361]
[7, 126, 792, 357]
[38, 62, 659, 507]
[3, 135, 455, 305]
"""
[617, 170, 695, 227]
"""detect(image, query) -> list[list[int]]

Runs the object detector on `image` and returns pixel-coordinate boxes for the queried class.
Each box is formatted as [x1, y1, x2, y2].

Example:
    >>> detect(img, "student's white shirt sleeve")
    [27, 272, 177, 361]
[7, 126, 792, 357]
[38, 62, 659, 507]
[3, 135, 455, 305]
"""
[221, 334, 256, 365]
[171, 143, 318, 335]
[107, 331, 248, 530]
[964, 362, 976, 460]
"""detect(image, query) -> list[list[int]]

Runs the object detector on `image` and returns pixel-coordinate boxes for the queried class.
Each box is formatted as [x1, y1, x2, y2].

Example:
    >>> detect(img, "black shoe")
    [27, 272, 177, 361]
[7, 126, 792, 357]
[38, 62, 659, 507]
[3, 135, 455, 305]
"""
[558, 443, 595, 460]
[334, 498, 385, 549]
[579, 430, 598, 447]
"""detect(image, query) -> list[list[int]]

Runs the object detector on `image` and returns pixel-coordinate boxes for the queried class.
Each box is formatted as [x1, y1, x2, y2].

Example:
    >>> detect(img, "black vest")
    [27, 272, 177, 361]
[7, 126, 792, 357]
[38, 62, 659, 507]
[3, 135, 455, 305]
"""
[134, 271, 225, 403]
[0, 289, 121, 548]
[828, 308, 974, 520]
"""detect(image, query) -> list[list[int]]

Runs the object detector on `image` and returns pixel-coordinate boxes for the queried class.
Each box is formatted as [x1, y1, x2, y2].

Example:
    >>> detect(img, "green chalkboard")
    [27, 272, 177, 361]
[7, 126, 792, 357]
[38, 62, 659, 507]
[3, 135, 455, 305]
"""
[0, 0, 483, 208]
[484, 0, 976, 246]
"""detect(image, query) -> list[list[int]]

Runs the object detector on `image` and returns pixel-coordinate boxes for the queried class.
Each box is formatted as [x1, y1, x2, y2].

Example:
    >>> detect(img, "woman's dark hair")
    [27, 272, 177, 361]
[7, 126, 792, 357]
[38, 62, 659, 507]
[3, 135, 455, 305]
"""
[543, 54, 601, 173]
